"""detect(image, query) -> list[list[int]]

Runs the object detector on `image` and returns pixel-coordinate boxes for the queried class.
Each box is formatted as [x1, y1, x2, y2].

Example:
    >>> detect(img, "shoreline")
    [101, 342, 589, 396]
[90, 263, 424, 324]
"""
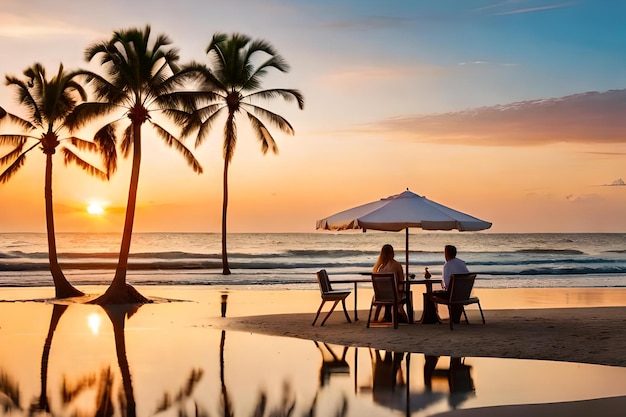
[2, 286, 626, 367]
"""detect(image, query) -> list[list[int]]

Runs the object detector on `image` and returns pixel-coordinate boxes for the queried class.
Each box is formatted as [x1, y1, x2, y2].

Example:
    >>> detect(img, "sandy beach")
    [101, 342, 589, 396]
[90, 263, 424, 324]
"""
[2, 286, 626, 417]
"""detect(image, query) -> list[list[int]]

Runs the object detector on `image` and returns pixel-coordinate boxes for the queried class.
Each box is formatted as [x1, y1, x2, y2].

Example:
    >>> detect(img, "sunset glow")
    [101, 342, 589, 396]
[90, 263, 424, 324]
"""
[87, 203, 105, 216]
[0, 1, 625, 233]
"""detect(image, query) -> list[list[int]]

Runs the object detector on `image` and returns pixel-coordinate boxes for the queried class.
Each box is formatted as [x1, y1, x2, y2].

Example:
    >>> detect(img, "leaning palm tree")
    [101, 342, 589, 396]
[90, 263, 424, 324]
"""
[0, 63, 115, 298]
[185, 33, 304, 274]
[68, 26, 204, 304]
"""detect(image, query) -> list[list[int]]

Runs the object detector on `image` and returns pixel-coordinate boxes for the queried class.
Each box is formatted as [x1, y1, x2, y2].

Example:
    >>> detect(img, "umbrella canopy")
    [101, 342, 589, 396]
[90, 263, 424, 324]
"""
[316, 190, 492, 233]
[316, 189, 492, 279]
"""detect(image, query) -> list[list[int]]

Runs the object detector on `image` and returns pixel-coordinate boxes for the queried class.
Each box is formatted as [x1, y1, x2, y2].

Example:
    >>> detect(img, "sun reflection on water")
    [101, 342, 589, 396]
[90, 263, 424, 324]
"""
[87, 312, 102, 335]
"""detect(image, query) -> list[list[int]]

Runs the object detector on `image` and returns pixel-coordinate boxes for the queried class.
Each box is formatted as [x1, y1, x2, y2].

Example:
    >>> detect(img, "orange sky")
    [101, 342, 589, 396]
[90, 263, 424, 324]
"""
[1, 1, 625, 233]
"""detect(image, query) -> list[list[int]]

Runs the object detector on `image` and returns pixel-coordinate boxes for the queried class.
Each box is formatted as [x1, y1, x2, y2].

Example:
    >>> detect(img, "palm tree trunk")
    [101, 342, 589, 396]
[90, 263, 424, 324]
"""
[113, 126, 141, 286]
[44, 153, 83, 298]
[92, 122, 147, 304]
[221, 158, 231, 275]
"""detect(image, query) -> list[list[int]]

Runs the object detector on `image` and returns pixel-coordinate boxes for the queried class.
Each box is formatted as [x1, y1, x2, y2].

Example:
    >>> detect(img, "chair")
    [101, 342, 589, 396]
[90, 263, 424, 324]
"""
[366, 273, 407, 329]
[429, 273, 485, 330]
[312, 269, 352, 326]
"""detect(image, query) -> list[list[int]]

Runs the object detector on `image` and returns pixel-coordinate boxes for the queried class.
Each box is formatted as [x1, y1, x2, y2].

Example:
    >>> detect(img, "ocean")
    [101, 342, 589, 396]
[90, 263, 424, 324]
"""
[1, 232, 626, 289]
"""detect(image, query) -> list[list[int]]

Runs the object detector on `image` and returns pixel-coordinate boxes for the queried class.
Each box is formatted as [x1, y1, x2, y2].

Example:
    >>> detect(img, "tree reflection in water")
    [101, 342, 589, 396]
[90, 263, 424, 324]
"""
[0, 368, 21, 413]
[25, 303, 141, 417]
[30, 303, 68, 414]
[2, 302, 480, 417]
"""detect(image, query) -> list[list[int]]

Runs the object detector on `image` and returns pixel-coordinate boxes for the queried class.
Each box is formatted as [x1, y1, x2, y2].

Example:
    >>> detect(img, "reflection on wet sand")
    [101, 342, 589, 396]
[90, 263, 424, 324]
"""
[0, 367, 20, 413]
[424, 356, 476, 409]
[2, 301, 626, 417]
[32, 304, 67, 414]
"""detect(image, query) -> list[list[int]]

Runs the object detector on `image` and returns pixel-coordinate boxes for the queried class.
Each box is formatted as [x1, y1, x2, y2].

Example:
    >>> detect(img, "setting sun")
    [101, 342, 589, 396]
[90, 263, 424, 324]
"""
[87, 203, 105, 216]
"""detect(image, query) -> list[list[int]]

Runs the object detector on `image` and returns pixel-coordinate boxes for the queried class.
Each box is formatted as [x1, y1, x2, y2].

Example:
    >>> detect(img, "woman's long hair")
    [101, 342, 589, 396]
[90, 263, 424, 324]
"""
[373, 244, 395, 272]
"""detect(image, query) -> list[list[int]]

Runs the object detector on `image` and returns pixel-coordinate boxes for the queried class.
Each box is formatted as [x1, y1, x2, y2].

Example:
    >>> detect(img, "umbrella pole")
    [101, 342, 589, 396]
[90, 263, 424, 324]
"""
[405, 228, 414, 324]
[405, 228, 409, 277]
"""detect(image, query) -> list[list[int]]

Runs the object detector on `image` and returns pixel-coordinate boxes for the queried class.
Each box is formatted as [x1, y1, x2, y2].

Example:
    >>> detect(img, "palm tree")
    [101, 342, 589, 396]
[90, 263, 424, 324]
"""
[68, 25, 204, 304]
[0, 63, 115, 298]
[185, 33, 304, 275]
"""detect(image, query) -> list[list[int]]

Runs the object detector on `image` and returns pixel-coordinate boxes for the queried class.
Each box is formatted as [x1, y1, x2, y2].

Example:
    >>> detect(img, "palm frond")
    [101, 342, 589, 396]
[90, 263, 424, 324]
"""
[4, 75, 43, 128]
[66, 137, 98, 152]
[0, 143, 26, 166]
[93, 123, 118, 176]
[223, 117, 237, 162]
[0, 107, 36, 131]
[245, 88, 304, 109]
[244, 54, 290, 92]
[61, 148, 108, 180]
[245, 39, 279, 62]
[167, 102, 224, 144]
[66, 101, 121, 131]
[158, 90, 221, 113]
[0, 151, 27, 183]
[246, 112, 278, 155]
[193, 106, 225, 147]
[0, 134, 35, 146]
[243, 103, 295, 135]
[121, 124, 133, 158]
[75, 70, 126, 104]
[150, 121, 203, 174]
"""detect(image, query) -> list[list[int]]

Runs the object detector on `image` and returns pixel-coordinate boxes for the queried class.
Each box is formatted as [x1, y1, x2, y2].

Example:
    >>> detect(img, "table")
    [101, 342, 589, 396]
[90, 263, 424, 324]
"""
[330, 277, 372, 321]
[408, 279, 443, 324]
[330, 276, 443, 324]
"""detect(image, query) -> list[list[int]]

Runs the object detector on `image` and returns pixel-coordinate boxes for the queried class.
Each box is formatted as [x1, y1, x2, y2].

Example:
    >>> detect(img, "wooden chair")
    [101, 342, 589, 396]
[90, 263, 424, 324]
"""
[429, 273, 485, 330]
[312, 269, 352, 326]
[367, 273, 407, 329]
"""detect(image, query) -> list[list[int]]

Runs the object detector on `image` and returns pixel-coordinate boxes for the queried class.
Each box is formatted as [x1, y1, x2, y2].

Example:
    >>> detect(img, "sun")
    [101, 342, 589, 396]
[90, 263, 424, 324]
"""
[87, 203, 105, 215]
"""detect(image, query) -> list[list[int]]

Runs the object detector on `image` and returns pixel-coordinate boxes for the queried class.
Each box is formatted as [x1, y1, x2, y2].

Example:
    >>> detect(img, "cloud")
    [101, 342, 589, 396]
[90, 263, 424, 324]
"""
[565, 193, 604, 203]
[366, 89, 626, 146]
[475, 1, 579, 16]
[0, 12, 101, 39]
[602, 178, 626, 187]
[494, 2, 578, 15]
[457, 60, 519, 67]
[322, 15, 412, 30]
[322, 64, 446, 88]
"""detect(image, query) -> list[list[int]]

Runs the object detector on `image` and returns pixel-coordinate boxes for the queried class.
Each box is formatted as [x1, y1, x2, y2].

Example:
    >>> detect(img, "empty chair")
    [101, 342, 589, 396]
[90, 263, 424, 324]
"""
[429, 273, 485, 330]
[367, 273, 407, 329]
[312, 269, 352, 326]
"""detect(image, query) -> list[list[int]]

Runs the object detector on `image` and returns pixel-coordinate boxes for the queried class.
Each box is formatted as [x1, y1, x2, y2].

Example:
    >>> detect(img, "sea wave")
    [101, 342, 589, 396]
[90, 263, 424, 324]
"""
[0, 247, 608, 260]
[2, 232, 626, 289]
[3, 259, 626, 277]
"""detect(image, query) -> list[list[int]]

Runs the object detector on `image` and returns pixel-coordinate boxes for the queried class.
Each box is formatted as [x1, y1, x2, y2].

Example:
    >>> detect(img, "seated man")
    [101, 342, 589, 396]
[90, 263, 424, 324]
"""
[434, 245, 469, 323]
[442, 245, 469, 291]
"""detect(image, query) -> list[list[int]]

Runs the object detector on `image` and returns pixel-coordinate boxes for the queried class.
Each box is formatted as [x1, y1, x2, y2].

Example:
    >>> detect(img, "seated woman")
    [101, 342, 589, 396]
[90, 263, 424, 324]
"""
[372, 244, 409, 322]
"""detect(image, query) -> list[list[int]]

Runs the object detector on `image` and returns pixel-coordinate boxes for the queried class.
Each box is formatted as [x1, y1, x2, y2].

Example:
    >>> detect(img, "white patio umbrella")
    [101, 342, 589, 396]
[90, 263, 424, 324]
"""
[316, 189, 492, 279]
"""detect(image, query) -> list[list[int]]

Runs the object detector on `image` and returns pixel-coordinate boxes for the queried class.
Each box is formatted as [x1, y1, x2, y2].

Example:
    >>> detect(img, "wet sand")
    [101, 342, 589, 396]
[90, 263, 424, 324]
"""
[2, 286, 626, 416]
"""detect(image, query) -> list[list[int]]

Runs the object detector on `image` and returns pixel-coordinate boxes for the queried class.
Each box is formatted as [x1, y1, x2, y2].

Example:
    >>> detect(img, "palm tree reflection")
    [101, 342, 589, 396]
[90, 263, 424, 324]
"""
[0, 368, 22, 414]
[101, 304, 144, 417]
[6, 303, 475, 417]
[154, 368, 205, 416]
[30, 303, 68, 413]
